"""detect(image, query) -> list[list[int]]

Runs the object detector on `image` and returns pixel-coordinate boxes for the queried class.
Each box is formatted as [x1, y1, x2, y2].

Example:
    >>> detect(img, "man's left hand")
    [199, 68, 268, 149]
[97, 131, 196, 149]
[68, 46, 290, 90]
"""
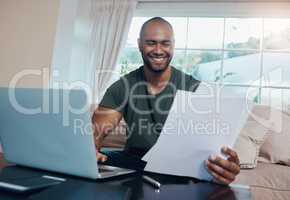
[205, 146, 240, 185]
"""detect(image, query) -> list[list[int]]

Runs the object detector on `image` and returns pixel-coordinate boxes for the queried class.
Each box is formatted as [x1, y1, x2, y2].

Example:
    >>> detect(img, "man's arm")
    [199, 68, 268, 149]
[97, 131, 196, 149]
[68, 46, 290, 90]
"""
[92, 106, 122, 162]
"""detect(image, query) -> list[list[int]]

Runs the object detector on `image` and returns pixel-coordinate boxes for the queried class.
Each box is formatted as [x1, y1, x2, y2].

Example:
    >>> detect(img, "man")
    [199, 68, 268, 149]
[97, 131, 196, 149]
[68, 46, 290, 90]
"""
[92, 17, 240, 185]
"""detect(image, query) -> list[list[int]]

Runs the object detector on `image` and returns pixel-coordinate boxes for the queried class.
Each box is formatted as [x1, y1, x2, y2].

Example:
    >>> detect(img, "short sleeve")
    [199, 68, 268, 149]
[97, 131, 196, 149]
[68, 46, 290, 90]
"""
[99, 79, 128, 114]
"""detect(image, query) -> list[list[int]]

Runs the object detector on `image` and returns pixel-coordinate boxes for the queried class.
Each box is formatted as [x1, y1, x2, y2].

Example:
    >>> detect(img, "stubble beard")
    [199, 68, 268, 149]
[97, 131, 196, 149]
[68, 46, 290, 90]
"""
[141, 52, 172, 74]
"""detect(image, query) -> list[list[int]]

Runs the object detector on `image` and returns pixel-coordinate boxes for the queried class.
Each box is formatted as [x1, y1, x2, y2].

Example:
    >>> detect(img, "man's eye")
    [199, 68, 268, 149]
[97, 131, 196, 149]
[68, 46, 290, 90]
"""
[162, 42, 171, 46]
[146, 41, 155, 45]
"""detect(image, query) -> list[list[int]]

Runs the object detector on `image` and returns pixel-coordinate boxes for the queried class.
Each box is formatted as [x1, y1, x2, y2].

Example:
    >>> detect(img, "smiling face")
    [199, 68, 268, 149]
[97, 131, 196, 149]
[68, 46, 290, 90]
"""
[138, 21, 175, 73]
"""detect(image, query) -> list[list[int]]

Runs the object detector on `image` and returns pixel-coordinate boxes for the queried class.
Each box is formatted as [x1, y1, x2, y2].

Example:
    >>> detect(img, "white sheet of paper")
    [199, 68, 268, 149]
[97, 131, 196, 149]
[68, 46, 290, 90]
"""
[143, 86, 252, 181]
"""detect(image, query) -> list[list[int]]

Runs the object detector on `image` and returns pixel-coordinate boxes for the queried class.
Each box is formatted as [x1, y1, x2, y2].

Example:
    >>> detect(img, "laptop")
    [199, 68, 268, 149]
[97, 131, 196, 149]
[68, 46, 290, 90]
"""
[0, 87, 134, 179]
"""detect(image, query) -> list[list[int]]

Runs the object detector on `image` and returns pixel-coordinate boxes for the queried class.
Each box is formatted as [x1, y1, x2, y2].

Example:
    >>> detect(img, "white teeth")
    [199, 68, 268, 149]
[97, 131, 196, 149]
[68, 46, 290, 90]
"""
[152, 57, 165, 62]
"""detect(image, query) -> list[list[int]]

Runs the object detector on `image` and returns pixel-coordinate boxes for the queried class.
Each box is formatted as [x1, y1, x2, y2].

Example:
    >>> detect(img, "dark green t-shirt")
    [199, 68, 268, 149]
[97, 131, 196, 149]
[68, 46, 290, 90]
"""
[100, 66, 200, 156]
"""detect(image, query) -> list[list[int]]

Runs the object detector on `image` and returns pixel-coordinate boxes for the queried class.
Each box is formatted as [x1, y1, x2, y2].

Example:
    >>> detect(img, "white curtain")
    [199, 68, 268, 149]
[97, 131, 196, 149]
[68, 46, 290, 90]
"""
[87, 0, 137, 104]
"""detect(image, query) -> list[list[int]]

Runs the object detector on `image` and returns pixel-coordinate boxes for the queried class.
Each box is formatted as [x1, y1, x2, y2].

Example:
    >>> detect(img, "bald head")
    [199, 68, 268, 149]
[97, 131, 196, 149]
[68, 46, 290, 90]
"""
[139, 17, 174, 41]
[138, 17, 175, 73]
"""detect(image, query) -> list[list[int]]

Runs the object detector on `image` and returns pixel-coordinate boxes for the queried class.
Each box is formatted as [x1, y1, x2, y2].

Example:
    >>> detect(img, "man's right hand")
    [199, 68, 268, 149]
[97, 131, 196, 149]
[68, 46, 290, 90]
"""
[94, 133, 108, 163]
[92, 106, 122, 163]
[97, 151, 108, 163]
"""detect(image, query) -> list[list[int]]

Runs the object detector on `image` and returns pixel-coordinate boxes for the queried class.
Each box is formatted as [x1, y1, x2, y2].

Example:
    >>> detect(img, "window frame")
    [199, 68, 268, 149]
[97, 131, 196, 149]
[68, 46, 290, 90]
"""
[118, 2, 290, 107]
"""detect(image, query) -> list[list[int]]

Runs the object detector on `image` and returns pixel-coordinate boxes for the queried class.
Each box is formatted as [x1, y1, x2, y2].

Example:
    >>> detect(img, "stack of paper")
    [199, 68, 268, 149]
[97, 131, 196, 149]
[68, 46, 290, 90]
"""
[143, 84, 253, 181]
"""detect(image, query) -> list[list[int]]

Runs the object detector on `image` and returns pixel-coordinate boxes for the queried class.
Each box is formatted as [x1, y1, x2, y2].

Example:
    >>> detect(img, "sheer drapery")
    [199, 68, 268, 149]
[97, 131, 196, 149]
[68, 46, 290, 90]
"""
[87, 0, 137, 104]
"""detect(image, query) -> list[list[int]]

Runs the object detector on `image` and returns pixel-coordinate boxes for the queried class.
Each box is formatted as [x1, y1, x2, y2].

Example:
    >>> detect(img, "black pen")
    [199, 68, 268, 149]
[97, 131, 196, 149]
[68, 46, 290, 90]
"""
[142, 175, 161, 189]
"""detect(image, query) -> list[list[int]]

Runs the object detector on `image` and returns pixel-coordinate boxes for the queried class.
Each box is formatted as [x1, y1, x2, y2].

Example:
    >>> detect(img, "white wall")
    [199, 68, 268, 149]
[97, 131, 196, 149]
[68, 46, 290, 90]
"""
[0, 0, 60, 88]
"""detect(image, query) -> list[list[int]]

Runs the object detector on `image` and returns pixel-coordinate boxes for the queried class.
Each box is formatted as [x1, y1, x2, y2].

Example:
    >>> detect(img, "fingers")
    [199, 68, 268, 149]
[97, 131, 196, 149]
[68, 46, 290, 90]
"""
[205, 147, 241, 185]
[221, 146, 240, 165]
[209, 154, 240, 175]
[205, 159, 236, 184]
[208, 169, 232, 185]
[94, 136, 107, 162]
[97, 152, 108, 163]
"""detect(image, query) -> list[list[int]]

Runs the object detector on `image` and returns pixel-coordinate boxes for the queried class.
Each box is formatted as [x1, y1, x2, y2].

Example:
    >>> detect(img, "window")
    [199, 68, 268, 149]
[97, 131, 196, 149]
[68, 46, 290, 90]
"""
[117, 16, 290, 111]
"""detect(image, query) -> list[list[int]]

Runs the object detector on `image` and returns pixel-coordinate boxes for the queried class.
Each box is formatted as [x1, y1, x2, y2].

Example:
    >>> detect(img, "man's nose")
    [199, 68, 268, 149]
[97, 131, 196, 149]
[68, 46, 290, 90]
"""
[153, 43, 164, 55]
